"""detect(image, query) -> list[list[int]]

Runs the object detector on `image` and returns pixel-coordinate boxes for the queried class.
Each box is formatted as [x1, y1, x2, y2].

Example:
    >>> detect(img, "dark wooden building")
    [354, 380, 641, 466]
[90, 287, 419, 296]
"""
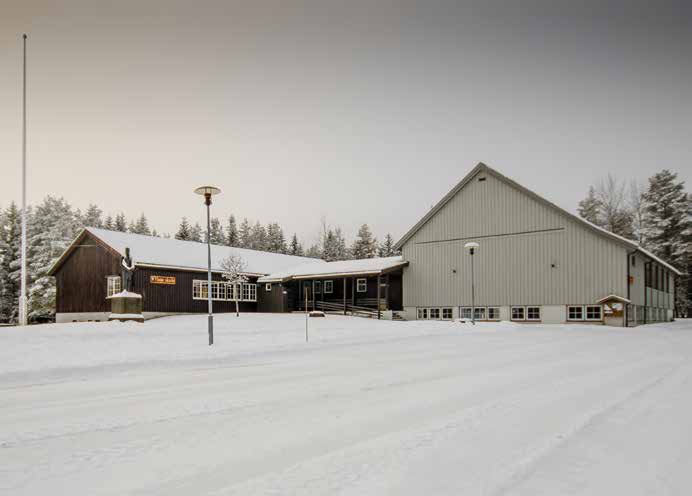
[49, 228, 407, 322]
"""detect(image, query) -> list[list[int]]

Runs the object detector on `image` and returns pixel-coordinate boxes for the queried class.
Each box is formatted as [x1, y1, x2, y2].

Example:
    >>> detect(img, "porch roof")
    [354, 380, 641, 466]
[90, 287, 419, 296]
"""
[257, 256, 408, 283]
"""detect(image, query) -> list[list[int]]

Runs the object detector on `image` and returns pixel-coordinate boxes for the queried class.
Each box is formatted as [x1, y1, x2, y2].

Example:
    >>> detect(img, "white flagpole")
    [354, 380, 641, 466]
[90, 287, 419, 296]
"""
[19, 34, 28, 326]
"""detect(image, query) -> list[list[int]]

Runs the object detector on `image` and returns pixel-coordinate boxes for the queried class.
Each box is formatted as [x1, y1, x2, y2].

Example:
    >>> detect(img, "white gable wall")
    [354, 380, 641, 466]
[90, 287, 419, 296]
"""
[400, 170, 628, 309]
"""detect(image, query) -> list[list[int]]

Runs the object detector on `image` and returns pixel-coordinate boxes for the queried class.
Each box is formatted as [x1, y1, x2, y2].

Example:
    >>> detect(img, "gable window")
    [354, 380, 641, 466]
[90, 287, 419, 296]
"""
[357, 278, 367, 293]
[511, 306, 525, 321]
[442, 308, 453, 320]
[527, 306, 541, 321]
[265, 283, 272, 292]
[107, 276, 121, 297]
[417, 308, 428, 319]
[586, 305, 602, 321]
[568, 305, 583, 320]
[324, 280, 333, 293]
[487, 307, 500, 320]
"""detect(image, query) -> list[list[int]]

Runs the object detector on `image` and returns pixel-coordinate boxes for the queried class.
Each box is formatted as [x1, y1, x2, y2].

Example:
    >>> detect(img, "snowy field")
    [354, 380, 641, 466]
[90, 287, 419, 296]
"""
[2, 314, 692, 495]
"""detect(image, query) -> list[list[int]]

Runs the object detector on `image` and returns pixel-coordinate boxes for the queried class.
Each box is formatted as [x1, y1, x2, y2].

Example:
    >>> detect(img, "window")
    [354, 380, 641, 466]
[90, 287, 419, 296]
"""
[487, 307, 500, 320]
[266, 283, 272, 292]
[527, 306, 541, 321]
[417, 308, 428, 319]
[442, 308, 453, 320]
[586, 305, 602, 320]
[474, 307, 486, 320]
[218, 282, 226, 300]
[324, 280, 333, 293]
[242, 283, 257, 302]
[193, 280, 256, 302]
[459, 307, 472, 319]
[107, 276, 121, 297]
[430, 308, 440, 319]
[314, 281, 321, 294]
[568, 305, 583, 320]
[193, 280, 208, 299]
[511, 306, 525, 320]
[357, 278, 367, 293]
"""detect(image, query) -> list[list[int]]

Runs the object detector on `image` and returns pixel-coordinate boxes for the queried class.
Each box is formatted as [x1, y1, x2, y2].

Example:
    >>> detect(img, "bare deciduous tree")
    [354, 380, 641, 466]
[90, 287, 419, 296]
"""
[220, 255, 248, 317]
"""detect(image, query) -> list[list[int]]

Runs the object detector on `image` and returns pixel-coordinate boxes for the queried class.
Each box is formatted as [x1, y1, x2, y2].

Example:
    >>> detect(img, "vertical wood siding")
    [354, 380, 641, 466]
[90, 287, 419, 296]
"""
[401, 171, 628, 307]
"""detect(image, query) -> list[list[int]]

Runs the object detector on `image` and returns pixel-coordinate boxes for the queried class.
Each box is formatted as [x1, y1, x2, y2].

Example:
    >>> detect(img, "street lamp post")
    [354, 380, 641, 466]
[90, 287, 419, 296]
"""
[464, 242, 479, 325]
[194, 186, 221, 345]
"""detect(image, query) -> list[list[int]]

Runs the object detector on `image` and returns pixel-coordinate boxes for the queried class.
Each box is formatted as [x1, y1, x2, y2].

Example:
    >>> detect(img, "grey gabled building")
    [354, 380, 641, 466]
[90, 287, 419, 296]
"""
[394, 163, 681, 326]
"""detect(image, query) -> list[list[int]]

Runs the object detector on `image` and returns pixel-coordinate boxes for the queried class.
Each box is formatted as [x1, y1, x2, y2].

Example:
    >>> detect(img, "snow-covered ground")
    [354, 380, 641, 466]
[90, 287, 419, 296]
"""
[2, 314, 692, 495]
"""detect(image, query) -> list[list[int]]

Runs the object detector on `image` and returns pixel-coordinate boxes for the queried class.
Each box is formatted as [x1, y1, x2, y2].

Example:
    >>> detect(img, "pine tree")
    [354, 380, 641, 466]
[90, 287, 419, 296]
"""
[350, 224, 378, 259]
[175, 217, 192, 240]
[190, 223, 203, 242]
[305, 244, 322, 259]
[266, 222, 287, 253]
[578, 186, 603, 227]
[289, 233, 304, 256]
[378, 233, 399, 257]
[208, 217, 225, 244]
[114, 213, 127, 232]
[133, 214, 151, 235]
[226, 215, 238, 247]
[83, 204, 103, 228]
[322, 228, 348, 261]
[238, 218, 252, 248]
[249, 222, 267, 250]
[0, 203, 21, 323]
[103, 215, 114, 230]
[641, 170, 692, 315]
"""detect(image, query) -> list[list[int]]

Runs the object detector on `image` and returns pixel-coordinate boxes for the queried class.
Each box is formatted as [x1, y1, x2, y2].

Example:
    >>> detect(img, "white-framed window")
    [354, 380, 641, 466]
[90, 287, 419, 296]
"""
[324, 280, 333, 293]
[474, 307, 486, 320]
[511, 306, 525, 320]
[417, 308, 428, 319]
[265, 283, 272, 292]
[430, 308, 440, 319]
[586, 305, 602, 321]
[527, 306, 541, 321]
[568, 305, 583, 320]
[315, 281, 321, 294]
[107, 276, 121, 297]
[193, 280, 208, 299]
[442, 308, 453, 320]
[357, 278, 367, 293]
[459, 307, 472, 319]
[193, 280, 256, 302]
[487, 307, 500, 320]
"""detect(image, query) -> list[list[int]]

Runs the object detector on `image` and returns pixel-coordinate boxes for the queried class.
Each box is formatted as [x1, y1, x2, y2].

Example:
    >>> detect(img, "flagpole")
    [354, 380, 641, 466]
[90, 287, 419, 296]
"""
[19, 34, 28, 326]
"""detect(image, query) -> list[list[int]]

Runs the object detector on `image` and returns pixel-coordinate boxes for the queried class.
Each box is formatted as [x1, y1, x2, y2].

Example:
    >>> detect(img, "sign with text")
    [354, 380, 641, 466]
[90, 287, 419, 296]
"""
[150, 275, 176, 285]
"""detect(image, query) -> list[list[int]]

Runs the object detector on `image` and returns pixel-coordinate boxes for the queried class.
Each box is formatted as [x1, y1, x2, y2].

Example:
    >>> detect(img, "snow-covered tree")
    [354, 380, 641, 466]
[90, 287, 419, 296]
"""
[175, 217, 192, 240]
[641, 170, 691, 316]
[289, 233, 304, 256]
[350, 224, 378, 259]
[322, 228, 349, 261]
[628, 180, 646, 245]
[578, 177, 634, 239]
[266, 222, 287, 253]
[83, 204, 103, 228]
[0, 203, 21, 323]
[378, 233, 399, 257]
[226, 215, 238, 247]
[577, 186, 603, 227]
[132, 214, 151, 235]
[103, 215, 114, 230]
[114, 213, 127, 232]
[208, 217, 225, 244]
[220, 255, 248, 317]
[305, 244, 322, 259]
[249, 222, 267, 250]
[238, 218, 251, 248]
[190, 223, 203, 242]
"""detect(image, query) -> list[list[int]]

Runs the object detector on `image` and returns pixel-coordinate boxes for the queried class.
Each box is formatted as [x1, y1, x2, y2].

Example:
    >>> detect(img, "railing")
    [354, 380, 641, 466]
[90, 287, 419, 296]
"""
[313, 300, 380, 319]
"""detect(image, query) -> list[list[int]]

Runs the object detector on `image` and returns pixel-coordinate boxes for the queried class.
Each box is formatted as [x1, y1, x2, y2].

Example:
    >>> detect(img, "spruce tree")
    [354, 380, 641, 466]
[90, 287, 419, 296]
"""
[289, 233, 304, 256]
[350, 224, 378, 259]
[578, 186, 603, 227]
[114, 213, 127, 232]
[238, 218, 251, 248]
[226, 215, 238, 246]
[641, 170, 691, 315]
[175, 217, 192, 240]
[103, 215, 114, 230]
[190, 223, 203, 242]
[378, 233, 399, 257]
[249, 222, 267, 250]
[0, 203, 21, 323]
[83, 204, 103, 228]
[133, 214, 151, 235]
[208, 217, 225, 244]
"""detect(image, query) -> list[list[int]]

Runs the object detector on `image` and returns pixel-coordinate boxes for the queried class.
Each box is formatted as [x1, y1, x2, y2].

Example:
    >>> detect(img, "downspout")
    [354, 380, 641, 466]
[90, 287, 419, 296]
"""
[626, 250, 636, 327]
[644, 260, 651, 325]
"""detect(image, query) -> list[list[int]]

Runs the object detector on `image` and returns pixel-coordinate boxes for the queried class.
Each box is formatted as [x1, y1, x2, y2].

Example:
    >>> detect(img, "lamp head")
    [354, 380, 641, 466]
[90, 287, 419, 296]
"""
[194, 186, 221, 205]
[464, 241, 479, 254]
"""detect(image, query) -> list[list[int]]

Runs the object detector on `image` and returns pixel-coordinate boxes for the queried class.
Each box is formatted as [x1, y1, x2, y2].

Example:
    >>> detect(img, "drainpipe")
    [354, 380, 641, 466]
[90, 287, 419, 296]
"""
[626, 249, 636, 327]
[644, 261, 651, 325]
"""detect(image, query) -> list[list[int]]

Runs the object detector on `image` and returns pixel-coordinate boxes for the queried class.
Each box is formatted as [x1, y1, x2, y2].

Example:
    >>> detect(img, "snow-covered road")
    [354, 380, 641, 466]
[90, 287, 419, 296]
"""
[2, 315, 692, 495]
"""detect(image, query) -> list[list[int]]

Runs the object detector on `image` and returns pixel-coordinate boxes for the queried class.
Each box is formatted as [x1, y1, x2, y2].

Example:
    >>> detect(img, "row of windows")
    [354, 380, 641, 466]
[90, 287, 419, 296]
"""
[510, 306, 541, 321]
[643, 261, 671, 293]
[418, 307, 454, 320]
[460, 307, 501, 320]
[416, 305, 606, 322]
[297, 279, 368, 294]
[567, 305, 602, 321]
[192, 280, 257, 302]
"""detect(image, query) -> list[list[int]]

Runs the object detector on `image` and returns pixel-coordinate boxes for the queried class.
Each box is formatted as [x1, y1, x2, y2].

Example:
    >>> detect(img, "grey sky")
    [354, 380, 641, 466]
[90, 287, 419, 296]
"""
[1, 0, 690, 245]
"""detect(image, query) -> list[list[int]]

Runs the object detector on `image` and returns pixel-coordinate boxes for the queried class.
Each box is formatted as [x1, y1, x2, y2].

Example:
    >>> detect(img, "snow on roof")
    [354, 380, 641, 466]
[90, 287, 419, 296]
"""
[85, 228, 322, 275]
[258, 256, 407, 282]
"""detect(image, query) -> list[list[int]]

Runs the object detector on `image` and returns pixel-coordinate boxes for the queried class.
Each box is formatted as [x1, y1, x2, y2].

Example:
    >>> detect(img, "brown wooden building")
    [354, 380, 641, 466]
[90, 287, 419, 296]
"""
[48, 228, 407, 322]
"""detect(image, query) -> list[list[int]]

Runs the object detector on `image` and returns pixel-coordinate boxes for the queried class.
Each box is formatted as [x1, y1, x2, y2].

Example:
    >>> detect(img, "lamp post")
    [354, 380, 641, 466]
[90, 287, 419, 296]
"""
[464, 242, 479, 325]
[194, 186, 221, 345]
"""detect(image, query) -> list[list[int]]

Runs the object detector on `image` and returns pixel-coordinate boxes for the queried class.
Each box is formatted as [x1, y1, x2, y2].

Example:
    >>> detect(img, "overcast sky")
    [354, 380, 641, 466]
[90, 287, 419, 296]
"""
[1, 0, 690, 245]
